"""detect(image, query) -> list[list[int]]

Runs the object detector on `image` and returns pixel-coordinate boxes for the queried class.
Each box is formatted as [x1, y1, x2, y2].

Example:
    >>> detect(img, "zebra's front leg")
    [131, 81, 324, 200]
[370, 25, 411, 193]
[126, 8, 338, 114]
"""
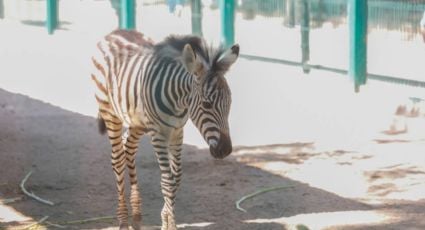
[102, 115, 129, 229]
[152, 135, 178, 230]
[124, 127, 144, 230]
[169, 128, 183, 190]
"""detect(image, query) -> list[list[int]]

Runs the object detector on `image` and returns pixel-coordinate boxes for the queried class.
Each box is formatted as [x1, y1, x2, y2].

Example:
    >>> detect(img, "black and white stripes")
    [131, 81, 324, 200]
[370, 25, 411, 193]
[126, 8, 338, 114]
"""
[91, 29, 239, 230]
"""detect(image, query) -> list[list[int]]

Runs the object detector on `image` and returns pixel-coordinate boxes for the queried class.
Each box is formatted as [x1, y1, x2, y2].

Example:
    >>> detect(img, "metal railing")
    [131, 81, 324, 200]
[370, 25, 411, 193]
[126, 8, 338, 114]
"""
[2, 0, 424, 91]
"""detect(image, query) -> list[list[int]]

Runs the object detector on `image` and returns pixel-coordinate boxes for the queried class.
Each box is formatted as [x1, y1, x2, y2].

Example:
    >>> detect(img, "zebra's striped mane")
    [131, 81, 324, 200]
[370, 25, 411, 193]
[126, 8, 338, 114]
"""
[153, 35, 229, 74]
[154, 35, 209, 62]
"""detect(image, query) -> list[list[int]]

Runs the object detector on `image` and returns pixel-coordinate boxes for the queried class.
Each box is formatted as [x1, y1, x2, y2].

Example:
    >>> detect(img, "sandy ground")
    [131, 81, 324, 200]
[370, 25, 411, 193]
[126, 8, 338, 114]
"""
[1, 1, 425, 230]
[1, 87, 424, 230]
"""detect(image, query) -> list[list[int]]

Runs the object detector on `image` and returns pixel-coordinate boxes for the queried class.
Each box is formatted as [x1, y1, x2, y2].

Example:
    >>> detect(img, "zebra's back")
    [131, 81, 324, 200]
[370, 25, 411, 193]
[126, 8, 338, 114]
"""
[91, 30, 192, 131]
[91, 30, 154, 128]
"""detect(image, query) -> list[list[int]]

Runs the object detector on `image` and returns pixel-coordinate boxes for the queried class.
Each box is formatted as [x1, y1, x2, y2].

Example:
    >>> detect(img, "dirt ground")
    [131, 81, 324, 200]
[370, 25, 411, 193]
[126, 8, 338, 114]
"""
[0, 88, 366, 230]
[0, 88, 296, 230]
[0, 89, 424, 230]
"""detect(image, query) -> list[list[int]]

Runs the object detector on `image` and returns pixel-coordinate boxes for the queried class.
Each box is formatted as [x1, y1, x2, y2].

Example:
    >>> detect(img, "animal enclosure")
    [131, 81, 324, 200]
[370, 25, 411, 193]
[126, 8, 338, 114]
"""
[0, 0, 424, 229]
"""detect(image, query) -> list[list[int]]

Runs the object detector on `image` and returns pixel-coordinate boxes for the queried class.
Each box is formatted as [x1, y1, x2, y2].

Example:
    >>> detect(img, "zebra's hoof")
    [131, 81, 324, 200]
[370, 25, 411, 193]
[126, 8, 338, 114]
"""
[131, 222, 141, 230]
[119, 223, 129, 230]
[131, 214, 142, 230]
[162, 225, 177, 230]
[167, 216, 177, 230]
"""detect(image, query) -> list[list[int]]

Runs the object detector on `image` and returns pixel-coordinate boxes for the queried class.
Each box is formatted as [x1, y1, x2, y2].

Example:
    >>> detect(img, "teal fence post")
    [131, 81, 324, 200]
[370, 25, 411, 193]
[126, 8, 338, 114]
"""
[348, 0, 368, 92]
[284, 0, 295, 28]
[46, 0, 58, 34]
[300, 0, 310, 73]
[191, 0, 203, 36]
[220, 0, 235, 48]
[120, 0, 135, 30]
[0, 0, 4, 19]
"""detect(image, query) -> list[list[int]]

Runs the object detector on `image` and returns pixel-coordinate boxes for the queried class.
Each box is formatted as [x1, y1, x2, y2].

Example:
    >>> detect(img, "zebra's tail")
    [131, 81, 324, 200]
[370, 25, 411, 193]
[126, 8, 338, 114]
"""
[97, 114, 107, 135]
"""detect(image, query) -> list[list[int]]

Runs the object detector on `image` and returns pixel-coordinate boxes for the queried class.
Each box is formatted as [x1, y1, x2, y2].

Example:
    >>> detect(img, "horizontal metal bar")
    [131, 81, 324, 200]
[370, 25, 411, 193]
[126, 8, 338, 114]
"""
[240, 54, 425, 88]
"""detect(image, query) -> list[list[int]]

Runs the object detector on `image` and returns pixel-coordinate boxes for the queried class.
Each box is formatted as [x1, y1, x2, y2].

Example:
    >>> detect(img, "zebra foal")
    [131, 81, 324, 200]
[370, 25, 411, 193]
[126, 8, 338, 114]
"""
[91, 29, 239, 230]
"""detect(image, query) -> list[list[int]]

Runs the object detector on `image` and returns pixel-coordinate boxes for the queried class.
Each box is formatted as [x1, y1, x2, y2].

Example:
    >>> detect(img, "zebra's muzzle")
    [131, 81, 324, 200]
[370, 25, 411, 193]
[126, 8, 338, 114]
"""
[209, 132, 232, 159]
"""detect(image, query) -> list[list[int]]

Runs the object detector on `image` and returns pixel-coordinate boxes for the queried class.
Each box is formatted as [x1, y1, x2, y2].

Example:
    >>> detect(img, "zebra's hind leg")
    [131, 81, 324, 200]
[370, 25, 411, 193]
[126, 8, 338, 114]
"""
[124, 127, 144, 230]
[169, 128, 183, 192]
[101, 114, 129, 229]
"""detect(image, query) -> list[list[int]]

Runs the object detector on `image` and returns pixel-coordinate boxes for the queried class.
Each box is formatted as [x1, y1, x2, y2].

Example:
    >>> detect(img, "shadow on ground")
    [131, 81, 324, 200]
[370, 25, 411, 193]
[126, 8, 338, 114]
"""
[0, 88, 423, 230]
[20, 20, 72, 30]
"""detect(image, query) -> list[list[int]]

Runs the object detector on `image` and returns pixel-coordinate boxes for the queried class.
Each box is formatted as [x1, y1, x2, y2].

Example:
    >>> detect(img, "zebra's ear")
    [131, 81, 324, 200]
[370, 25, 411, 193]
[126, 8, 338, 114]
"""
[182, 44, 198, 74]
[216, 44, 239, 69]
[182, 44, 206, 79]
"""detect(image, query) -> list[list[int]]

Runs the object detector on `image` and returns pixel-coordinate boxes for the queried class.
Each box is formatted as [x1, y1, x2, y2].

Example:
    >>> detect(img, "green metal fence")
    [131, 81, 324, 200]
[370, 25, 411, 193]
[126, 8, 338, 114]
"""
[229, 0, 425, 90]
[1, 0, 424, 90]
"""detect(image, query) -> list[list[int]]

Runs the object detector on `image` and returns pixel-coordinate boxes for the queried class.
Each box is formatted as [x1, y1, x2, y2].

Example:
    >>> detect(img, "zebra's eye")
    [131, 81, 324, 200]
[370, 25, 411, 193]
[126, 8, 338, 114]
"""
[202, 101, 212, 109]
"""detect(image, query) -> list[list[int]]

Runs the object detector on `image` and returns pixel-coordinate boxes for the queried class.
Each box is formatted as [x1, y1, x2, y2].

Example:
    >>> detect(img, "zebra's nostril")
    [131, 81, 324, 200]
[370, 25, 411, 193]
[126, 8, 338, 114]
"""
[209, 133, 232, 159]
[208, 139, 218, 149]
